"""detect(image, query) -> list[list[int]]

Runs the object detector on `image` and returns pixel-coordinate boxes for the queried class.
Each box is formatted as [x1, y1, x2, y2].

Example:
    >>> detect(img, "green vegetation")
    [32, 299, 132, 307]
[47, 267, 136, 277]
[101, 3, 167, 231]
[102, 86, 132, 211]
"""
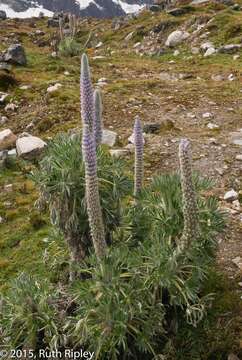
[0, 3, 242, 358]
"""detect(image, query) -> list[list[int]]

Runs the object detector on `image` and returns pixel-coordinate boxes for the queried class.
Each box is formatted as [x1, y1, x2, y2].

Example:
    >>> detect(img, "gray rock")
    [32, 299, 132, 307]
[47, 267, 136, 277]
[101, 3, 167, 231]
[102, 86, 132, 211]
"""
[200, 41, 214, 51]
[224, 189, 238, 202]
[4, 44, 27, 66]
[204, 47, 216, 57]
[235, 154, 242, 161]
[165, 30, 190, 47]
[143, 123, 161, 134]
[16, 136, 46, 160]
[0, 10, 7, 20]
[0, 129, 17, 150]
[101, 129, 117, 147]
[230, 129, 242, 146]
[218, 44, 241, 54]
[110, 149, 130, 158]
[8, 148, 16, 157]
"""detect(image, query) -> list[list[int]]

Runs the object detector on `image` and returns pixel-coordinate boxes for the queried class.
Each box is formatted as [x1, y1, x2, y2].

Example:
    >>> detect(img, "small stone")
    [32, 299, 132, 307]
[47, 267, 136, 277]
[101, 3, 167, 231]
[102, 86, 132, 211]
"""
[204, 47, 216, 57]
[125, 32, 134, 41]
[228, 73, 235, 81]
[101, 129, 117, 147]
[202, 112, 213, 119]
[19, 85, 31, 90]
[95, 41, 103, 48]
[4, 184, 13, 192]
[8, 148, 16, 157]
[233, 55, 240, 60]
[235, 154, 242, 161]
[224, 189, 238, 202]
[173, 50, 180, 56]
[218, 44, 241, 54]
[4, 103, 18, 112]
[47, 83, 62, 93]
[207, 122, 219, 130]
[201, 41, 214, 51]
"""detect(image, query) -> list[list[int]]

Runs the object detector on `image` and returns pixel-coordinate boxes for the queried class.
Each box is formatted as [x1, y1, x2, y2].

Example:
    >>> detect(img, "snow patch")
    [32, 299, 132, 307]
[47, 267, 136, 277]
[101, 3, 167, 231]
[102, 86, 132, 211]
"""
[0, 3, 53, 18]
[113, 0, 144, 13]
[76, 0, 103, 10]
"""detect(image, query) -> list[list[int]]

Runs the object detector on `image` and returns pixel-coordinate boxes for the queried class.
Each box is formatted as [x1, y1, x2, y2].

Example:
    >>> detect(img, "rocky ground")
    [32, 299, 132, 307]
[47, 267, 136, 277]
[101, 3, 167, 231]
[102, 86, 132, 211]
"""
[0, 1, 242, 357]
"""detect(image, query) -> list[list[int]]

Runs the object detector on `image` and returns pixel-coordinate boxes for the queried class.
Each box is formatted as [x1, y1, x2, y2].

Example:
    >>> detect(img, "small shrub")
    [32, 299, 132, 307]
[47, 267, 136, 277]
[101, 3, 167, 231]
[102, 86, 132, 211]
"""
[58, 37, 80, 57]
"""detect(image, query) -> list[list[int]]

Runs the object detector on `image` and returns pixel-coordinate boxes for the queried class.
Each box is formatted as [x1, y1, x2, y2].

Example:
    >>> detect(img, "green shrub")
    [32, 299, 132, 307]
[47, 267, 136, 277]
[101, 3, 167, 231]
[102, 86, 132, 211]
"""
[32, 133, 132, 278]
[58, 37, 80, 57]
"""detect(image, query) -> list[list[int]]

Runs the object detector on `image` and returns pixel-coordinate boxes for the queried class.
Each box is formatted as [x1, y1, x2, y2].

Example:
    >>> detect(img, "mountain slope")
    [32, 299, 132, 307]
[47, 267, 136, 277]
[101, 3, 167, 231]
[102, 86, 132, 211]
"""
[0, 0, 154, 18]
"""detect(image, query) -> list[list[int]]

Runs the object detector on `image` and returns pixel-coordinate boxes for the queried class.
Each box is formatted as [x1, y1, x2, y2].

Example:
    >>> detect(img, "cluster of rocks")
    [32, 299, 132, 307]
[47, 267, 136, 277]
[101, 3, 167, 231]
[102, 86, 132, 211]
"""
[0, 128, 46, 166]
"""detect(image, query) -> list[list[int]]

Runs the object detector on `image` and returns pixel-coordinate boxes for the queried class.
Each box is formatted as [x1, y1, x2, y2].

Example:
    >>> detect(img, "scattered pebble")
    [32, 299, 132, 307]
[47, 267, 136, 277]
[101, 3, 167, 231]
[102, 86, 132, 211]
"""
[224, 189, 238, 202]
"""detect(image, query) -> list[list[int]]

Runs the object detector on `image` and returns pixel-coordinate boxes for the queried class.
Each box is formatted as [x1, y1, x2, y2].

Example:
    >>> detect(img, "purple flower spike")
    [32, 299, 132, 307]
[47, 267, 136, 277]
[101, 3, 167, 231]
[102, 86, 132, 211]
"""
[94, 89, 103, 146]
[82, 124, 107, 259]
[179, 138, 200, 249]
[134, 116, 144, 197]
[80, 54, 94, 131]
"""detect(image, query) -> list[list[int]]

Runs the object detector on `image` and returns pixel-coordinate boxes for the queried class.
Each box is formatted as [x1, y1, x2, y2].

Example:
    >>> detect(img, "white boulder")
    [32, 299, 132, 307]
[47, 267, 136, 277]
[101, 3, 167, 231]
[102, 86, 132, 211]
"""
[101, 129, 117, 147]
[16, 135, 46, 160]
[165, 30, 190, 47]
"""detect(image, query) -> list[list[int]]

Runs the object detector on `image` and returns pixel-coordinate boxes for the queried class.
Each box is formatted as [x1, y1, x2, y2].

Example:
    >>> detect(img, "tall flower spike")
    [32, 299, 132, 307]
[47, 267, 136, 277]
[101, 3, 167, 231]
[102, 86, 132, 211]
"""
[82, 124, 107, 259]
[80, 54, 94, 131]
[94, 89, 103, 146]
[179, 139, 200, 249]
[134, 116, 144, 197]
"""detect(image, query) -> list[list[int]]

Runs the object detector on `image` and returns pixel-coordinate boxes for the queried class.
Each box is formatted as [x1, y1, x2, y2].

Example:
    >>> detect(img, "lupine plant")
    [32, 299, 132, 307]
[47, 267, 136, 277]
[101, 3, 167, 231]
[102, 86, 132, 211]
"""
[179, 138, 200, 249]
[134, 116, 144, 197]
[2, 54, 225, 358]
[94, 89, 103, 146]
[82, 124, 107, 259]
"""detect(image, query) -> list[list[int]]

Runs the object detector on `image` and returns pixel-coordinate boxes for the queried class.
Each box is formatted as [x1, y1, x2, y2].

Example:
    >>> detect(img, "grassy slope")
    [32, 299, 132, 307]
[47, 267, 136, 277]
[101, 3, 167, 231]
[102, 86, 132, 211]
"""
[0, 2, 242, 357]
